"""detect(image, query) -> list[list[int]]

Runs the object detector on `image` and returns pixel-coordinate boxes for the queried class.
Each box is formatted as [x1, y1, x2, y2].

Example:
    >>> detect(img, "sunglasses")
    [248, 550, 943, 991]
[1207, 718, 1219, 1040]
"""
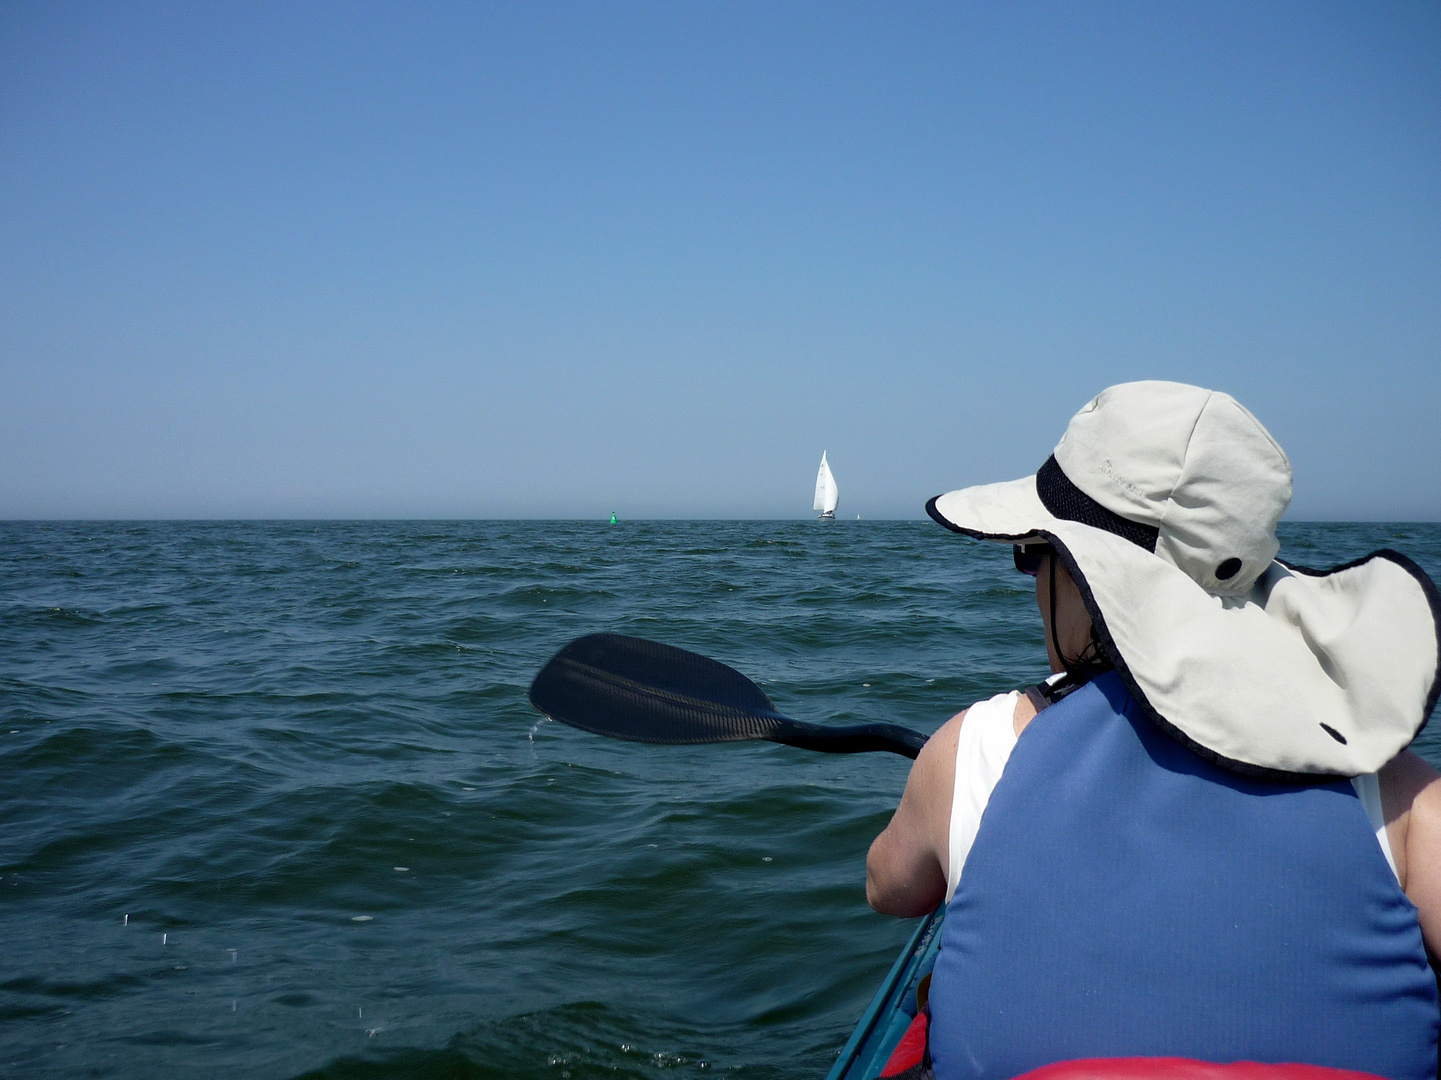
[1013, 543, 1053, 577]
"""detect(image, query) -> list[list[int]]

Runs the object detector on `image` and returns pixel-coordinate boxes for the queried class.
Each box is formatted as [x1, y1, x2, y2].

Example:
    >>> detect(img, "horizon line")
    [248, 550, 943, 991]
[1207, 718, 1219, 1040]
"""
[2, 517, 1438, 525]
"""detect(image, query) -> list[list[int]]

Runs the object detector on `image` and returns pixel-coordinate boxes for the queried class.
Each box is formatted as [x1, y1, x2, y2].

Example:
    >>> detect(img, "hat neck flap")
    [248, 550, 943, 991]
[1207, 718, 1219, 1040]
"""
[1037, 532, 1292, 782]
[1281, 550, 1441, 730]
[1039, 535, 1440, 783]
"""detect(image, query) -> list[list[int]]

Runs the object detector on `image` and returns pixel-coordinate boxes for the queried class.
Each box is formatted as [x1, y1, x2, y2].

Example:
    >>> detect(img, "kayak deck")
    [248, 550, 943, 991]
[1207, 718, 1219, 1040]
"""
[826, 905, 945, 1080]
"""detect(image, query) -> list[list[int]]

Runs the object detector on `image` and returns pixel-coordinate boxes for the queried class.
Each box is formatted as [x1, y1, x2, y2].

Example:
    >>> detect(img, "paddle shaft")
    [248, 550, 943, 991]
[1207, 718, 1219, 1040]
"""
[768, 719, 927, 758]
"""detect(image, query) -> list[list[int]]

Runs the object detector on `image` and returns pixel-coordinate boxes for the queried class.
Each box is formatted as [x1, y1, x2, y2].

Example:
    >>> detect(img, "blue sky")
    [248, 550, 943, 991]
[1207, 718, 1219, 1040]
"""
[1, 2, 1437, 519]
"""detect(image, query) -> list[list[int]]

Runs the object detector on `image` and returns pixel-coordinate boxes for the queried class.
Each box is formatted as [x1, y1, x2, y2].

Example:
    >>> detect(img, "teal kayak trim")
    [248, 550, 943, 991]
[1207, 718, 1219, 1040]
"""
[826, 905, 945, 1080]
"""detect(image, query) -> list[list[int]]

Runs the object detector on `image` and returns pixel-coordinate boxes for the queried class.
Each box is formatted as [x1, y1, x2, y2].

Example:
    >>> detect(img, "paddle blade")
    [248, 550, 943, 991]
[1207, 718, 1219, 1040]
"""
[529, 633, 787, 745]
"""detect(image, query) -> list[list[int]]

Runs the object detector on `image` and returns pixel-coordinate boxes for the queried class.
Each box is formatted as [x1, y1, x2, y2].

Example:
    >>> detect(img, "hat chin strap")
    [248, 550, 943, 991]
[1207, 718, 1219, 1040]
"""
[1044, 553, 1113, 703]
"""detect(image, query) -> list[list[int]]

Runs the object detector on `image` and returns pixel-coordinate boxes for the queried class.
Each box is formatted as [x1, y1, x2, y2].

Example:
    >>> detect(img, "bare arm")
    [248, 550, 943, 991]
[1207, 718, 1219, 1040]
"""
[865, 709, 961, 917]
[1380, 750, 1441, 956]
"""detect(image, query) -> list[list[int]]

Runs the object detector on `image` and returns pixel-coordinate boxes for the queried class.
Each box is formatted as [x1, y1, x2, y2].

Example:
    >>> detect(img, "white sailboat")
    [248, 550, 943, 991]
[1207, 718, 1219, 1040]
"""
[814, 452, 839, 520]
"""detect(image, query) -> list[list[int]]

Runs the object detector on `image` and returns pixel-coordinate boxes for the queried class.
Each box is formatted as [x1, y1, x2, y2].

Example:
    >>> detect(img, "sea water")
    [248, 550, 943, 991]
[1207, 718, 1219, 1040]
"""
[2, 520, 1439, 1079]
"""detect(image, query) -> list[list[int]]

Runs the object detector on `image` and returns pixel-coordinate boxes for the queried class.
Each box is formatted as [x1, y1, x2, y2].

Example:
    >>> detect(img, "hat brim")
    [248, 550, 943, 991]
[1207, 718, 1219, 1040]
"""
[928, 478, 1441, 778]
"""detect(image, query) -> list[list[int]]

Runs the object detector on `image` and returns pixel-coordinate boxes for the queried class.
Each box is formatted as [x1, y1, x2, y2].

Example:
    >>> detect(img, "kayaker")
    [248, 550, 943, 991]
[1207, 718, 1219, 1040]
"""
[866, 382, 1441, 1079]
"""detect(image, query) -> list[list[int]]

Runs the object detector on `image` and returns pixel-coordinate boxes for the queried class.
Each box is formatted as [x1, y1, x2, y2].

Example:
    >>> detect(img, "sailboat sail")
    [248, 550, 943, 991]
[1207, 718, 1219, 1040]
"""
[813, 452, 839, 517]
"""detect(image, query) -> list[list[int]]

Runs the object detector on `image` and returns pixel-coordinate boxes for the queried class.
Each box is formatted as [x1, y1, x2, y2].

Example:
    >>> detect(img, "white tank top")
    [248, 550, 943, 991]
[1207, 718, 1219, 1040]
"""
[944, 690, 1398, 903]
[944, 690, 1019, 903]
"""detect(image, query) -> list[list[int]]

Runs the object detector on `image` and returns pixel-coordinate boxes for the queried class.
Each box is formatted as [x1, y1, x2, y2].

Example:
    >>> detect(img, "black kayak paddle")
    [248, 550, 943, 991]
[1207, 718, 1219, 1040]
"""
[528, 633, 928, 759]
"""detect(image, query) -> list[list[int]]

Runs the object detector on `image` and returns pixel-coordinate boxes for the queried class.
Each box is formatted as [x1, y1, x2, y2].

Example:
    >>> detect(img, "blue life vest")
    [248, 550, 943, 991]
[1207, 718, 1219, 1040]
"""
[927, 672, 1438, 1080]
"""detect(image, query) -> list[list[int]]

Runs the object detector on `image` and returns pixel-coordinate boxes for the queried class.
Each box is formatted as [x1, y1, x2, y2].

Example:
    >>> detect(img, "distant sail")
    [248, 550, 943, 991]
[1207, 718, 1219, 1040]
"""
[813, 452, 839, 519]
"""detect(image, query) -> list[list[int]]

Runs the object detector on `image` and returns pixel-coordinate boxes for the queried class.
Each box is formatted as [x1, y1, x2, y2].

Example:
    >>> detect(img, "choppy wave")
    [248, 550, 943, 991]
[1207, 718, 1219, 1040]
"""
[1, 520, 1438, 1079]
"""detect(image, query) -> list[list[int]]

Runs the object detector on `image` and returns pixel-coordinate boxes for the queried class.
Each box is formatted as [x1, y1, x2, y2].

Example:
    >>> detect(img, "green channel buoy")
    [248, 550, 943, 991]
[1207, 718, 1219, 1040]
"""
[610, 512, 618, 524]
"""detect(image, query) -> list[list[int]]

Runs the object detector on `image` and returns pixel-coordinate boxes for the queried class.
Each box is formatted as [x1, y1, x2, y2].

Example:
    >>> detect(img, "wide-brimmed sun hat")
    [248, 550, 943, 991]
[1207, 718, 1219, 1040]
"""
[927, 381, 1440, 779]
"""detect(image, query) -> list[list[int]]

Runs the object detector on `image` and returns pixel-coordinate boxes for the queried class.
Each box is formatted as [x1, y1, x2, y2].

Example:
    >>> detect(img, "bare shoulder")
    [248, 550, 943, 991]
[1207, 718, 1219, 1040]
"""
[916, 708, 967, 778]
[1380, 749, 1441, 811]
[895, 708, 967, 820]
[919, 688, 1035, 782]
[1379, 749, 1441, 897]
